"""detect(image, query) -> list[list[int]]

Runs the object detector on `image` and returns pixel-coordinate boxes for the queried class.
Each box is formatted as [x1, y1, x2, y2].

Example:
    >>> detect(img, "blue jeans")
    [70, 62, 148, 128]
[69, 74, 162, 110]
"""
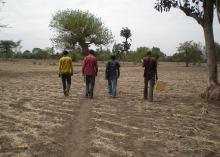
[85, 76, 95, 97]
[144, 77, 155, 101]
[108, 78, 117, 96]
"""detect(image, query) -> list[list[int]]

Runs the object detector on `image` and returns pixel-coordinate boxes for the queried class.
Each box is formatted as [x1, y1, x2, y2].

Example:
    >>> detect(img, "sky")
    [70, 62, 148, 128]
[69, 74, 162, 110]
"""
[0, 0, 220, 56]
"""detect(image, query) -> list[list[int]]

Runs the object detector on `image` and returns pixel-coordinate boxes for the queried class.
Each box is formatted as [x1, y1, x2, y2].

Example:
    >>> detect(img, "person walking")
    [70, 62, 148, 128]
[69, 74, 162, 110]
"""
[105, 55, 120, 97]
[82, 50, 98, 98]
[142, 51, 158, 101]
[59, 50, 73, 96]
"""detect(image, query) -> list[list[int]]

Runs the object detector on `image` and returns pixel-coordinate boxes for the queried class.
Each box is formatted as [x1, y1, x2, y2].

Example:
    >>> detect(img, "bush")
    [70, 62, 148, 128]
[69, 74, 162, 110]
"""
[70, 50, 84, 61]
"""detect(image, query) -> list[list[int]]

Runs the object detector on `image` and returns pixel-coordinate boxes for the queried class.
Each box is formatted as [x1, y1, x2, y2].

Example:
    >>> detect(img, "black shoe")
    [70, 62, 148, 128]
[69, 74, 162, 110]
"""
[64, 91, 68, 96]
[89, 94, 93, 99]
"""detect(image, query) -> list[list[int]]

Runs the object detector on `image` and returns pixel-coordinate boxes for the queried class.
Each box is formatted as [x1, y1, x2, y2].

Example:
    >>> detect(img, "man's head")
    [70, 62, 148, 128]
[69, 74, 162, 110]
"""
[63, 50, 69, 56]
[147, 51, 152, 56]
[111, 54, 116, 60]
[89, 50, 95, 55]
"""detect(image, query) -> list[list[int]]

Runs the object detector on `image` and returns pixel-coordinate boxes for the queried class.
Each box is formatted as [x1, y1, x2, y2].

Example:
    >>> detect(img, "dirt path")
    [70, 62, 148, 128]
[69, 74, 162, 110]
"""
[66, 76, 105, 157]
[70, 99, 91, 157]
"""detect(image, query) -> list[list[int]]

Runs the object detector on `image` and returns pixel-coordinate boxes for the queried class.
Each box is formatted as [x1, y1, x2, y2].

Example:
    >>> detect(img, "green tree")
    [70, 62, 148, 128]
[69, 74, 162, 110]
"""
[35, 49, 51, 59]
[190, 42, 203, 65]
[0, 40, 21, 58]
[96, 49, 111, 61]
[50, 9, 113, 53]
[69, 49, 84, 61]
[151, 47, 166, 60]
[112, 43, 124, 59]
[120, 27, 132, 53]
[177, 41, 193, 67]
[155, 0, 220, 99]
[176, 41, 203, 66]
[136, 47, 149, 59]
[125, 47, 149, 63]
[22, 50, 32, 59]
[172, 52, 185, 62]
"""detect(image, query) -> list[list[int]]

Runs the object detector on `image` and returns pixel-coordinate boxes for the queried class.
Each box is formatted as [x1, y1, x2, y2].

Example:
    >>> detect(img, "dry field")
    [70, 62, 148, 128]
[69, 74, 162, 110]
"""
[0, 59, 220, 157]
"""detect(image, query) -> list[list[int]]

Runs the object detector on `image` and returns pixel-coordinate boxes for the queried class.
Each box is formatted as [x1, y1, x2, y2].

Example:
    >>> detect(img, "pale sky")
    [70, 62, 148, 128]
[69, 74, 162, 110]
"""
[0, 0, 220, 56]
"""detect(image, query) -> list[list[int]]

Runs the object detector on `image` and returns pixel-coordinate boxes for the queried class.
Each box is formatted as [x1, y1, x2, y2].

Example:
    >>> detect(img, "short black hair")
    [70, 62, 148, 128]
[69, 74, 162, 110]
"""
[111, 54, 116, 60]
[63, 50, 69, 55]
[89, 50, 95, 55]
[147, 51, 152, 56]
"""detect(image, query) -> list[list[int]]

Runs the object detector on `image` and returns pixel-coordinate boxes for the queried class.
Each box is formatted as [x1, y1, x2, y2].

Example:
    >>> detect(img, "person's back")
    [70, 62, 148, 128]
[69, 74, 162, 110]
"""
[143, 56, 157, 80]
[59, 56, 73, 74]
[105, 55, 120, 97]
[82, 53, 98, 76]
[106, 59, 120, 79]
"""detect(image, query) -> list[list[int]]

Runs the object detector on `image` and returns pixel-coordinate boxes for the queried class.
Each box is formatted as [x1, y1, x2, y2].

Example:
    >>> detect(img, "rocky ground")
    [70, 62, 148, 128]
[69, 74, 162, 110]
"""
[0, 59, 219, 157]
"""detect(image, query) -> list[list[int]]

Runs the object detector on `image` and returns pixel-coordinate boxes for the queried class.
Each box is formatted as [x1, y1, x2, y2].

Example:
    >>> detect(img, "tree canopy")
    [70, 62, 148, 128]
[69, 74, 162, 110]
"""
[0, 40, 21, 53]
[120, 27, 132, 53]
[50, 9, 113, 53]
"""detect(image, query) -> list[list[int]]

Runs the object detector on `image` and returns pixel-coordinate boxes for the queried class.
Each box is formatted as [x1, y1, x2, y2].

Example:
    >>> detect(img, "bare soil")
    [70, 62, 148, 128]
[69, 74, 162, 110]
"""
[0, 59, 220, 157]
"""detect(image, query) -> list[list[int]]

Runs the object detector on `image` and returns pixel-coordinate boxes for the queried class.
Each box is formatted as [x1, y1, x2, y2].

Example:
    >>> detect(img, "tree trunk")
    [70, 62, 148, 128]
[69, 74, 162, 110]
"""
[203, 0, 218, 85]
[79, 42, 89, 55]
[201, 0, 220, 101]
[217, 0, 220, 23]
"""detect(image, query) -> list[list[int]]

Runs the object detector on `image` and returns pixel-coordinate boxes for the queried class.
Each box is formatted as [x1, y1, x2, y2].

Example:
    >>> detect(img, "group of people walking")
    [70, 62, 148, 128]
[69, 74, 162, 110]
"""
[58, 50, 158, 102]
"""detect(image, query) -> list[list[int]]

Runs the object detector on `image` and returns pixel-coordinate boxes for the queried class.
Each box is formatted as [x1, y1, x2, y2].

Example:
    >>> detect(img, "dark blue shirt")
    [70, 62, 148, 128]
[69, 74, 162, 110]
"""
[105, 60, 120, 79]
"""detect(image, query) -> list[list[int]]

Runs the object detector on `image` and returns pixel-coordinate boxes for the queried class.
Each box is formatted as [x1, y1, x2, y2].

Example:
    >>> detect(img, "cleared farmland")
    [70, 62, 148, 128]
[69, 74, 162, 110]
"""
[0, 60, 220, 157]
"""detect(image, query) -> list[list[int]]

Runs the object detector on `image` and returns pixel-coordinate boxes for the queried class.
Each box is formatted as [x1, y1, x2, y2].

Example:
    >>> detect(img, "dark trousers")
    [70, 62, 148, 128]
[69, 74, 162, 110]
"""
[144, 77, 155, 101]
[85, 75, 95, 97]
[61, 74, 71, 92]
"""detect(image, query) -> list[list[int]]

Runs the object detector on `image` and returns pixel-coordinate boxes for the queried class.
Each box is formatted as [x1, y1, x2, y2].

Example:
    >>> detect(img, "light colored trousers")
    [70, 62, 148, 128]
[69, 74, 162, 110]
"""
[108, 78, 117, 96]
[144, 77, 155, 101]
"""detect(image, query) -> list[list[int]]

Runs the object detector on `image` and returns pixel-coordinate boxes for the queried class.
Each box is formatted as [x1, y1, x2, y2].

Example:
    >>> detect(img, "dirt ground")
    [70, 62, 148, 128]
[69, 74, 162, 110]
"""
[0, 59, 220, 157]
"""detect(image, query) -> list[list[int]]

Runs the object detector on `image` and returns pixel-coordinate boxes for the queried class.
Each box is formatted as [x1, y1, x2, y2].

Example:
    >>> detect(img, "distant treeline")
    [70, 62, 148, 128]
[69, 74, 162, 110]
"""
[0, 40, 220, 65]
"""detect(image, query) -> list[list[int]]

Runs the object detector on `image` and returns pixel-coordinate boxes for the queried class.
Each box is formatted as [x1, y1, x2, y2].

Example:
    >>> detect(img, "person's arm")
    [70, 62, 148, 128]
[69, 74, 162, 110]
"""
[82, 57, 86, 76]
[142, 58, 145, 67]
[155, 60, 158, 80]
[117, 62, 120, 78]
[95, 58, 98, 76]
[70, 58, 73, 76]
[105, 62, 109, 80]
[58, 58, 62, 77]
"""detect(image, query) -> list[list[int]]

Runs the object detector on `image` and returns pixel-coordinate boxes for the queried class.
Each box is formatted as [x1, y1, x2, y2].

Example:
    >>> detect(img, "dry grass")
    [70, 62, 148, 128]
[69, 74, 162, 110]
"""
[0, 60, 219, 157]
